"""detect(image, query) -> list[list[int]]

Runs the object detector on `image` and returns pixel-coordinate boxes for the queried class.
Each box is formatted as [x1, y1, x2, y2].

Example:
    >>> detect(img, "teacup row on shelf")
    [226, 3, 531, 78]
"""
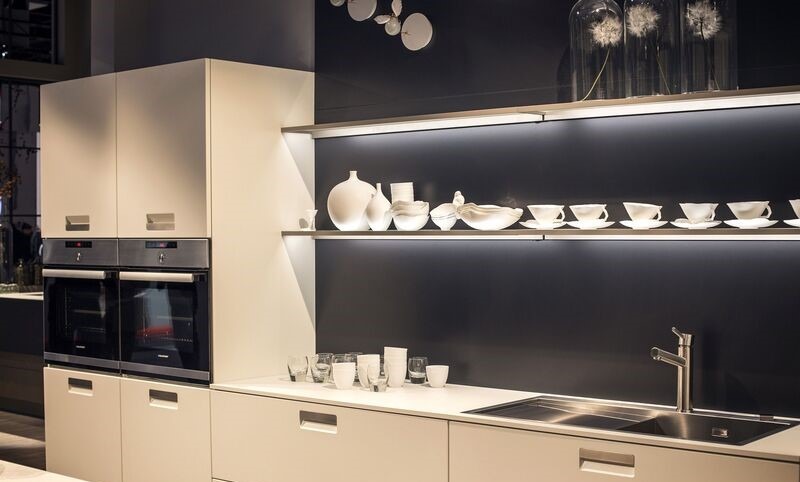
[324, 172, 800, 231]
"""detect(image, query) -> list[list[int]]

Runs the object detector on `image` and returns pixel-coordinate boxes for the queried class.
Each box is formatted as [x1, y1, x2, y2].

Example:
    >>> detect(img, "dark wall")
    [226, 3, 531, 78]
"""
[110, 0, 314, 72]
[315, 0, 800, 123]
[0, 298, 44, 417]
[315, 106, 800, 417]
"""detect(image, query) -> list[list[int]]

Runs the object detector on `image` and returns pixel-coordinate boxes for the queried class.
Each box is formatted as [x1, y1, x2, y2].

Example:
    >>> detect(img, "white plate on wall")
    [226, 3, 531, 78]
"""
[723, 219, 779, 229]
[671, 219, 722, 230]
[519, 220, 567, 230]
[620, 220, 669, 230]
[785, 219, 800, 228]
[402, 13, 433, 51]
[348, 0, 377, 21]
[566, 220, 615, 230]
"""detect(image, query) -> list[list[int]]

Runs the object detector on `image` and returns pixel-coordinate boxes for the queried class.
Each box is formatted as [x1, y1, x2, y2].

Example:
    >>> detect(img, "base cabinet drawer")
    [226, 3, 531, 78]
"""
[211, 391, 448, 482]
[44, 367, 122, 482]
[450, 422, 799, 482]
[121, 378, 211, 482]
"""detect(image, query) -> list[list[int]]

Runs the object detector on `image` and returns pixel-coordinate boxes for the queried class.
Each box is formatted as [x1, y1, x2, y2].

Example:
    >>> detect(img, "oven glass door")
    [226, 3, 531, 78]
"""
[44, 269, 119, 366]
[119, 271, 209, 381]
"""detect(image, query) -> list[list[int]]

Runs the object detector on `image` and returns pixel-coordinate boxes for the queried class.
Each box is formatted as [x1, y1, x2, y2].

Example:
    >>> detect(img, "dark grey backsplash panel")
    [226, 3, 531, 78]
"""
[315, 105, 800, 417]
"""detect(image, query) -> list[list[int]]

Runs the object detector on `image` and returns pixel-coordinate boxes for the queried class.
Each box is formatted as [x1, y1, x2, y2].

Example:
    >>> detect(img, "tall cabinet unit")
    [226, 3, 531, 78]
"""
[41, 73, 118, 238]
[116, 60, 211, 238]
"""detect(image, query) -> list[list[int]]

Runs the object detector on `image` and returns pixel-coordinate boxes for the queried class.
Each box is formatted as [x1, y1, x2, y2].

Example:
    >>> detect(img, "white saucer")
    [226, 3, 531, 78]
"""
[671, 218, 721, 230]
[621, 220, 668, 230]
[566, 220, 615, 230]
[784, 219, 800, 228]
[723, 218, 779, 229]
[519, 220, 566, 230]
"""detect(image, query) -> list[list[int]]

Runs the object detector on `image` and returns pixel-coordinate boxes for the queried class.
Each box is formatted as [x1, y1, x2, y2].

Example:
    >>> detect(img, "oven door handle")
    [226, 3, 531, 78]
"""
[42, 269, 109, 280]
[119, 272, 197, 283]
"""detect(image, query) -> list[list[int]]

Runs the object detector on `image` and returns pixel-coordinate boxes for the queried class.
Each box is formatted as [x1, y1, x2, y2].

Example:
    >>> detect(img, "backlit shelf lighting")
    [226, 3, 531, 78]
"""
[282, 86, 800, 139]
[282, 229, 800, 241]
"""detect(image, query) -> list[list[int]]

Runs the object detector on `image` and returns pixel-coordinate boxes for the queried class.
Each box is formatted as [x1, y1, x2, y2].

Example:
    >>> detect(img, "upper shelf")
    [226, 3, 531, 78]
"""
[282, 228, 800, 241]
[282, 86, 800, 139]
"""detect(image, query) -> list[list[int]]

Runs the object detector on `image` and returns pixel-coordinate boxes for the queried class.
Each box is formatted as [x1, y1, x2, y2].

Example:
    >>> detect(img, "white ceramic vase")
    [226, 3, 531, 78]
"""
[327, 171, 376, 231]
[365, 183, 392, 231]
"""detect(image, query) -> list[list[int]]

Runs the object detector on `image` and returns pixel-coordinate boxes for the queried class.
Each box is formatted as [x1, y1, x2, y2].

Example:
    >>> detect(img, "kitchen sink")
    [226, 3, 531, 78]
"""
[467, 396, 796, 446]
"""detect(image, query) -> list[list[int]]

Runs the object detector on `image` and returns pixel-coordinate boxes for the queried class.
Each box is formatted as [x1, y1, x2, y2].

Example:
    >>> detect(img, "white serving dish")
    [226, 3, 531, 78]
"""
[457, 204, 523, 231]
[392, 213, 429, 231]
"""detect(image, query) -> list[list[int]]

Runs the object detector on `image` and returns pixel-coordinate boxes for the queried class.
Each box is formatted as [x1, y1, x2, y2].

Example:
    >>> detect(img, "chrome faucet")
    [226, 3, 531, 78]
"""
[651, 327, 694, 413]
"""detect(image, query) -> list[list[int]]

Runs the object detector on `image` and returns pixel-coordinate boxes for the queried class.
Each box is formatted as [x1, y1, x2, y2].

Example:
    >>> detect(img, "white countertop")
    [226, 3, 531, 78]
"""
[213, 376, 800, 464]
[0, 292, 43, 301]
[0, 461, 86, 481]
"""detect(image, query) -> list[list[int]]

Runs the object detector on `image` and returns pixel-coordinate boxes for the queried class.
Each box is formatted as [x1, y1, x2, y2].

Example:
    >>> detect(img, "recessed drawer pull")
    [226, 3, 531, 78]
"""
[299, 410, 338, 435]
[65, 215, 90, 231]
[146, 213, 175, 231]
[67, 377, 93, 396]
[579, 448, 635, 478]
[149, 389, 179, 409]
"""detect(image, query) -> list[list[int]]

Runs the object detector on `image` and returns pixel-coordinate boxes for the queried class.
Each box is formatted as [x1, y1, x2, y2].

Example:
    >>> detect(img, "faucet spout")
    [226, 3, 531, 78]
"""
[651, 347, 686, 368]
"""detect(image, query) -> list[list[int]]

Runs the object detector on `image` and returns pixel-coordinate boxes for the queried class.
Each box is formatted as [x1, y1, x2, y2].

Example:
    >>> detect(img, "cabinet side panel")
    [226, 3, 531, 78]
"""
[209, 60, 314, 381]
[41, 74, 117, 238]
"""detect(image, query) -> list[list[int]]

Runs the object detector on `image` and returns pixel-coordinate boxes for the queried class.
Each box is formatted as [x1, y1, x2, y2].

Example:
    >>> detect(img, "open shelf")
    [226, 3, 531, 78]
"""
[281, 86, 800, 139]
[282, 228, 800, 241]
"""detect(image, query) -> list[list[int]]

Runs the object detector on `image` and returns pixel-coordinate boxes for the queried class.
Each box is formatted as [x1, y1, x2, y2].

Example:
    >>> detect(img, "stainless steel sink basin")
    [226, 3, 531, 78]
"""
[467, 396, 796, 446]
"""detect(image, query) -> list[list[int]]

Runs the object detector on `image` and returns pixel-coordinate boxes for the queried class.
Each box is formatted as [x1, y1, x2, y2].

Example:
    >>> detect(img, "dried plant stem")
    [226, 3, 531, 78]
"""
[653, 40, 671, 95]
[581, 49, 611, 101]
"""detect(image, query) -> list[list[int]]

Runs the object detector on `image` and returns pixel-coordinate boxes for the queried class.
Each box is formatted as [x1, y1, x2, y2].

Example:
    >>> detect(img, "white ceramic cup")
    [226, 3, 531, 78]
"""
[527, 205, 566, 224]
[623, 202, 662, 221]
[384, 346, 408, 358]
[390, 182, 414, 203]
[426, 365, 449, 388]
[332, 362, 356, 390]
[791, 199, 800, 219]
[727, 201, 772, 220]
[680, 203, 718, 224]
[357, 354, 380, 388]
[570, 204, 609, 222]
[384, 358, 407, 388]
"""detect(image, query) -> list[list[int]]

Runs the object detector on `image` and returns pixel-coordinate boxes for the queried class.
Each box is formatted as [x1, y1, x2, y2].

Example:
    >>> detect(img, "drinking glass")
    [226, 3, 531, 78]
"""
[407, 356, 428, 384]
[309, 354, 332, 383]
[287, 356, 308, 382]
[367, 363, 388, 392]
[348, 352, 364, 381]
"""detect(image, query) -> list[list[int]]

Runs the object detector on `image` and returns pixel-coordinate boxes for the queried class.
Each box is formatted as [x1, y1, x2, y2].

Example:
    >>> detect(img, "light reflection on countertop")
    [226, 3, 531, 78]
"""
[0, 460, 86, 481]
[0, 292, 43, 301]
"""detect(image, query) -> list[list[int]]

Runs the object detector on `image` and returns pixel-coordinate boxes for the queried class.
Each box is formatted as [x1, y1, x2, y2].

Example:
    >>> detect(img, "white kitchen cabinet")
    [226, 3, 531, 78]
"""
[116, 59, 210, 238]
[210, 390, 448, 482]
[449, 421, 799, 482]
[44, 367, 122, 482]
[120, 378, 211, 482]
[41, 73, 117, 238]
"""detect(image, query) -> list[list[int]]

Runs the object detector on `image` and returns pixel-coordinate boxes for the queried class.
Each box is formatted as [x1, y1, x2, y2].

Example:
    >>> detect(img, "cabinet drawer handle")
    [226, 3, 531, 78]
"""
[149, 389, 179, 409]
[65, 215, 90, 232]
[579, 448, 635, 478]
[146, 213, 175, 231]
[299, 410, 337, 435]
[67, 377, 93, 396]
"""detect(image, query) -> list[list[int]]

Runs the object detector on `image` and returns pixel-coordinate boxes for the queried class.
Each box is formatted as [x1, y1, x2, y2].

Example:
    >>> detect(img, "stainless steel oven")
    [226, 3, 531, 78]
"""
[43, 239, 120, 372]
[118, 239, 210, 383]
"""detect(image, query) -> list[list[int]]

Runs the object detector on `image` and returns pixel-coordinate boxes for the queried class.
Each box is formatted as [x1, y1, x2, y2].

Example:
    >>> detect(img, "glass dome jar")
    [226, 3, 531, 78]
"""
[681, 0, 737, 92]
[570, 0, 625, 101]
[624, 0, 681, 97]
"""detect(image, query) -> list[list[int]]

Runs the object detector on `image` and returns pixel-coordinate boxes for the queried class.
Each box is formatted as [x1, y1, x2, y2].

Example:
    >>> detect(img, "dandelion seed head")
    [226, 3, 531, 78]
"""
[686, 0, 722, 39]
[590, 15, 623, 48]
[626, 4, 660, 38]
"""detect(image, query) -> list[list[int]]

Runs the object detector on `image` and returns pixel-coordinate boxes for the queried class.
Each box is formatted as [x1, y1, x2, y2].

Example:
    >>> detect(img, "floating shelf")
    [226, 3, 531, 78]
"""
[282, 228, 800, 241]
[281, 86, 800, 139]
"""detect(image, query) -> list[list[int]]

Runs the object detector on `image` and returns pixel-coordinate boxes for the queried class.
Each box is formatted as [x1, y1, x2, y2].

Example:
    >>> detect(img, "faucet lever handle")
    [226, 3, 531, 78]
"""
[672, 326, 693, 345]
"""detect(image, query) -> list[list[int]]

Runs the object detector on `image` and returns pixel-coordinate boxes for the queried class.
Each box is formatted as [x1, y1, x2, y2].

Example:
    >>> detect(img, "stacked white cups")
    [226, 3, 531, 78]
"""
[383, 346, 408, 388]
[390, 183, 414, 203]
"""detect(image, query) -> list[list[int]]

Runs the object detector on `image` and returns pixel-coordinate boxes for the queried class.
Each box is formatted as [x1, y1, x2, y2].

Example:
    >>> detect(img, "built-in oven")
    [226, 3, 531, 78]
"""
[43, 239, 120, 372]
[118, 239, 211, 384]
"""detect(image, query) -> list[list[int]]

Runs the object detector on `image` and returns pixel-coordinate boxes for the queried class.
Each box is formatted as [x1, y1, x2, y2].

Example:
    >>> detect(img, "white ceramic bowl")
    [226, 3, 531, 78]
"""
[527, 204, 565, 224]
[432, 214, 457, 231]
[426, 365, 449, 388]
[727, 201, 771, 220]
[332, 362, 356, 389]
[623, 202, 662, 221]
[391, 200, 429, 213]
[457, 204, 523, 231]
[392, 213, 429, 231]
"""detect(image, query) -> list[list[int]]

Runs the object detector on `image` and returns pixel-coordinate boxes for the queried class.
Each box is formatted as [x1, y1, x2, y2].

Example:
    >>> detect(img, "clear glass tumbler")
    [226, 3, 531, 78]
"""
[309, 353, 332, 383]
[407, 356, 429, 384]
[287, 356, 308, 382]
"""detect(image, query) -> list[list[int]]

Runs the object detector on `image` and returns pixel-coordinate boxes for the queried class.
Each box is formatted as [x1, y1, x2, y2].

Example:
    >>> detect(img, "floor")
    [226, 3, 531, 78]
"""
[0, 410, 45, 470]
